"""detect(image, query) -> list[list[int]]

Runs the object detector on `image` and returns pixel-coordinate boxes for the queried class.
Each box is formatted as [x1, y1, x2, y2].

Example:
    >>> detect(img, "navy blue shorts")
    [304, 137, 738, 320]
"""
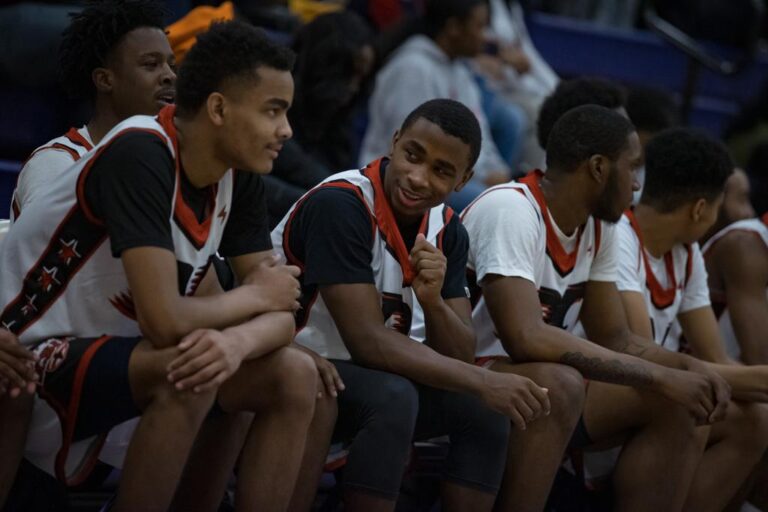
[34, 335, 142, 443]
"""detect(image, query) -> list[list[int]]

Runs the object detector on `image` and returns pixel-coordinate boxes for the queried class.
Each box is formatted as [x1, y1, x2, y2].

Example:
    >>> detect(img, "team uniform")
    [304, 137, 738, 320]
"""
[615, 211, 710, 352]
[271, 158, 509, 498]
[462, 170, 618, 360]
[272, 158, 467, 359]
[11, 126, 94, 220]
[702, 215, 768, 359]
[0, 106, 271, 485]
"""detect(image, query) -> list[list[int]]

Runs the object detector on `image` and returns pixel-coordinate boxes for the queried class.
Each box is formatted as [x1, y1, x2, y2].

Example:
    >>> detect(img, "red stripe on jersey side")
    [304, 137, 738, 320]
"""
[50, 143, 81, 162]
[519, 171, 584, 276]
[626, 209, 678, 310]
[54, 335, 112, 486]
[173, 178, 217, 250]
[64, 127, 93, 152]
[362, 159, 429, 286]
[75, 127, 168, 227]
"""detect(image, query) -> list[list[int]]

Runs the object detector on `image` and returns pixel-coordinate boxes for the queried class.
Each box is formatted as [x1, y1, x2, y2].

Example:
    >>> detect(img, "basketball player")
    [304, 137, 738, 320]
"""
[11, 0, 176, 219]
[462, 105, 731, 511]
[615, 128, 768, 511]
[0, 21, 319, 512]
[272, 99, 578, 512]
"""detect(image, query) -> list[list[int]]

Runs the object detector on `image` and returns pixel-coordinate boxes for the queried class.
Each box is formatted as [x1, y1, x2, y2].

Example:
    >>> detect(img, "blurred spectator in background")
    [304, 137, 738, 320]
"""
[265, 10, 375, 226]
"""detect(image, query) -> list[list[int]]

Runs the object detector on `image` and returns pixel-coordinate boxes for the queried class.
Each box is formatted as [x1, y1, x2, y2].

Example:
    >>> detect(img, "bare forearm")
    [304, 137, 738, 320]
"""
[222, 311, 295, 361]
[509, 326, 662, 388]
[422, 300, 475, 363]
[353, 330, 485, 395]
[704, 362, 768, 402]
[607, 332, 689, 370]
[142, 287, 273, 348]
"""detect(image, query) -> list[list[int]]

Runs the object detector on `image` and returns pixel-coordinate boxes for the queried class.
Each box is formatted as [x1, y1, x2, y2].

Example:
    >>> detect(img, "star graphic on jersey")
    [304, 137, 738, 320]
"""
[217, 206, 228, 222]
[57, 238, 82, 265]
[21, 294, 38, 317]
[39, 266, 61, 293]
[2, 320, 16, 331]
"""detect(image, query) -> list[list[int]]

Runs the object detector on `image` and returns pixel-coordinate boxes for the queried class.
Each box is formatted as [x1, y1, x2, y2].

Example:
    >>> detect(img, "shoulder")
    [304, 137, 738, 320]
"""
[462, 185, 539, 227]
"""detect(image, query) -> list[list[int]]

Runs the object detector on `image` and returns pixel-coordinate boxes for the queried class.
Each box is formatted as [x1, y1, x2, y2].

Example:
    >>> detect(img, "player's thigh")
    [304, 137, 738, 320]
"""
[582, 381, 660, 443]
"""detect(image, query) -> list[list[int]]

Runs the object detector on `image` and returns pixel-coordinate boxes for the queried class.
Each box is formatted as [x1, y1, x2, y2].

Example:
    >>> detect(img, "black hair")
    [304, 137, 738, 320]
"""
[746, 142, 768, 215]
[537, 77, 626, 149]
[546, 104, 635, 172]
[289, 11, 372, 163]
[59, 0, 167, 100]
[176, 20, 295, 115]
[642, 128, 733, 212]
[400, 99, 482, 169]
[625, 86, 680, 135]
[423, 0, 487, 37]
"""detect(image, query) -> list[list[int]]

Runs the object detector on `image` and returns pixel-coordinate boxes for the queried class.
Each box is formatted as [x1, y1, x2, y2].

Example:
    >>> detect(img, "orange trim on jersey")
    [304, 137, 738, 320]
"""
[362, 159, 429, 286]
[49, 143, 81, 162]
[75, 127, 168, 226]
[519, 170, 584, 276]
[437, 207, 455, 251]
[54, 335, 112, 486]
[626, 209, 682, 310]
[64, 127, 93, 152]
[173, 175, 216, 249]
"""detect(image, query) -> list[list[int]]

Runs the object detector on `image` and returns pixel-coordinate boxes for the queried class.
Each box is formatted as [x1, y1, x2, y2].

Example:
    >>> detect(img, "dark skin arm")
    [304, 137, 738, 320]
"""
[411, 234, 475, 362]
[322, 281, 551, 430]
[709, 231, 768, 364]
[122, 248, 300, 348]
[580, 280, 730, 422]
[483, 275, 729, 424]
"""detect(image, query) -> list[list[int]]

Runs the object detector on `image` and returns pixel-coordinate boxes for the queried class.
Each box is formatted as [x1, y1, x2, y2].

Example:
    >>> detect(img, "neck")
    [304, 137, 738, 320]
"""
[633, 203, 679, 258]
[539, 172, 592, 235]
[86, 101, 123, 145]
[175, 114, 230, 189]
[432, 33, 457, 60]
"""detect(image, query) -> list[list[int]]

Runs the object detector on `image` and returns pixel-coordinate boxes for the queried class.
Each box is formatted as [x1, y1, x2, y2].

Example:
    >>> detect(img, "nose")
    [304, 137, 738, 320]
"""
[161, 60, 176, 84]
[406, 163, 429, 191]
[278, 115, 293, 141]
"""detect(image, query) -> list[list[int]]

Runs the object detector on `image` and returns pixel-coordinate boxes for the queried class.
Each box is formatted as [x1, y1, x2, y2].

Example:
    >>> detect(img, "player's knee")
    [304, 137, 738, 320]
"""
[530, 363, 585, 420]
[151, 380, 217, 423]
[364, 373, 419, 441]
[733, 402, 768, 447]
[269, 346, 319, 415]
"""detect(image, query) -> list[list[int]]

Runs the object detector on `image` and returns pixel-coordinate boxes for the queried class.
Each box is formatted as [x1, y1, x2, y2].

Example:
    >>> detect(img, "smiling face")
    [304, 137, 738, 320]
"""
[384, 117, 473, 224]
[107, 27, 176, 118]
[593, 131, 643, 223]
[214, 66, 294, 174]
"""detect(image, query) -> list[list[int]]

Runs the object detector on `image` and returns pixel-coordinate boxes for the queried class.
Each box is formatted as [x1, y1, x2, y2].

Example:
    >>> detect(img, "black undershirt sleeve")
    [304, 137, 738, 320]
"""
[83, 132, 175, 257]
[219, 171, 272, 257]
[440, 214, 470, 300]
[288, 187, 375, 286]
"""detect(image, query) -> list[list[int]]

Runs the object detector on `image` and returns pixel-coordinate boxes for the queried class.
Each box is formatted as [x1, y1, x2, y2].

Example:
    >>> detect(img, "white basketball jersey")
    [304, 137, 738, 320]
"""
[272, 158, 454, 360]
[702, 215, 768, 359]
[0, 106, 235, 484]
[464, 171, 610, 358]
[11, 126, 94, 220]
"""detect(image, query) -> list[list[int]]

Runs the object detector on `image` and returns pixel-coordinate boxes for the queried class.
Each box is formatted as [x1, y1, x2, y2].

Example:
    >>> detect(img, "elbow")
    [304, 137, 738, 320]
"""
[271, 311, 297, 347]
[138, 316, 188, 348]
[500, 327, 542, 363]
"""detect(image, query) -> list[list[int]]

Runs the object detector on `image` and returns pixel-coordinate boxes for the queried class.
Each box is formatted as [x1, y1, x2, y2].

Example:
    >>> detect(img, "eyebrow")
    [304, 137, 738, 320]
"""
[265, 98, 290, 109]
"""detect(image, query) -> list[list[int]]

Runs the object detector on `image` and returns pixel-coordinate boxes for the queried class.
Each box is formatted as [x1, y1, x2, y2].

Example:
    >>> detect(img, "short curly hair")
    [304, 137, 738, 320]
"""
[546, 105, 635, 172]
[642, 128, 733, 212]
[537, 77, 626, 149]
[400, 99, 482, 169]
[176, 21, 295, 115]
[59, 0, 167, 100]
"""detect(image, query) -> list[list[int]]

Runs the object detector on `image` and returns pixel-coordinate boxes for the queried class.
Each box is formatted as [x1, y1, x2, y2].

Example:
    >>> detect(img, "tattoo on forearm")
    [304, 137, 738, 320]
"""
[611, 337, 650, 357]
[560, 352, 654, 387]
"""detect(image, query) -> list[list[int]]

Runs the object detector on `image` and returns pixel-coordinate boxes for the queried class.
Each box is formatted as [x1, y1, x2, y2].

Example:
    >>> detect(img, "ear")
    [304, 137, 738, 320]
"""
[389, 130, 401, 157]
[92, 68, 113, 93]
[455, 168, 475, 192]
[206, 93, 226, 127]
[588, 154, 608, 184]
[691, 198, 708, 222]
